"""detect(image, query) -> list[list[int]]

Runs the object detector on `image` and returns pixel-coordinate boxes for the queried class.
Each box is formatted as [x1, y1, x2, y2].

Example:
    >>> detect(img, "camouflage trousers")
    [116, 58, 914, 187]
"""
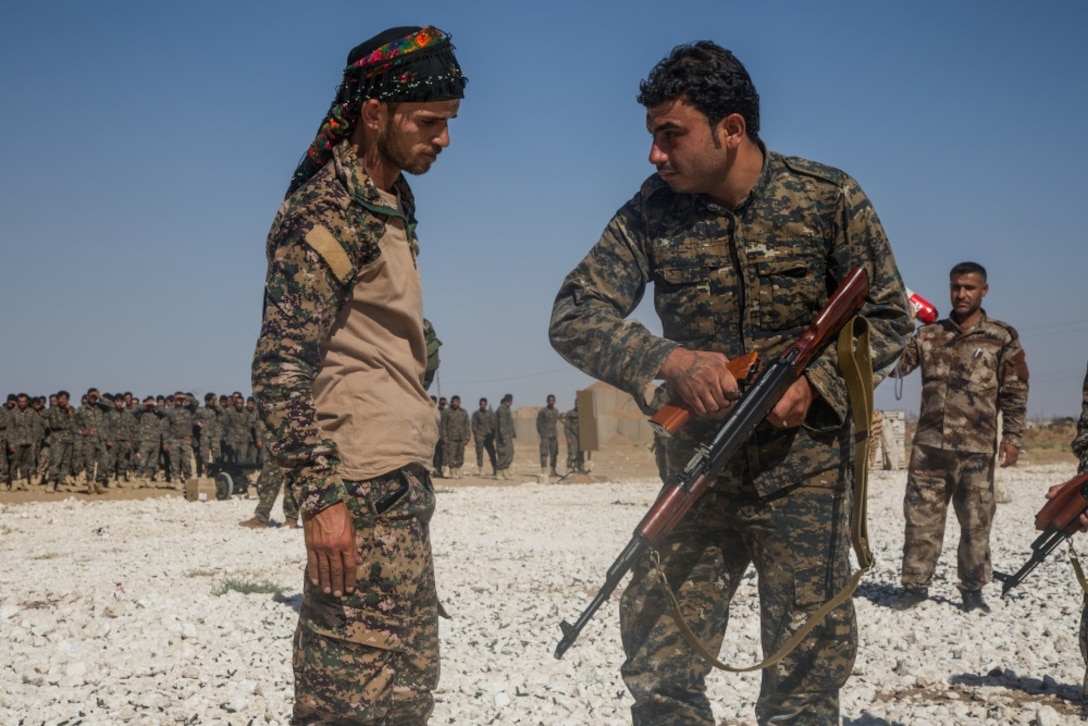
[10, 444, 35, 483]
[168, 438, 194, 483]
[475, 435, 496, 470]
[1080, 593, 1088, 714]
[135, 440, 161, 479]
[253, 449, 298, 525]
[620, 483, 856, 726]
[495, 439, 514, 471]
[443, 440, 466, 470]
[48, 441, 73, 485]
[900, 445, 995, 592]
[539, 437, 558, 469]
[292, 464, 439, 725]
[107, 441, 134, 481]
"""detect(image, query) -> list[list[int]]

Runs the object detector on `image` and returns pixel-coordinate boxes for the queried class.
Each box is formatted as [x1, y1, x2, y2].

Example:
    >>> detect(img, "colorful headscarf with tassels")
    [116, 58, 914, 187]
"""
[286, 25, 467, 198]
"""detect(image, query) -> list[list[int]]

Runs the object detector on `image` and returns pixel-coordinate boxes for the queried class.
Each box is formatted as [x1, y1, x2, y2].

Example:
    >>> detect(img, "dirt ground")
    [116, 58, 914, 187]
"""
[1, 423, 1077, 506]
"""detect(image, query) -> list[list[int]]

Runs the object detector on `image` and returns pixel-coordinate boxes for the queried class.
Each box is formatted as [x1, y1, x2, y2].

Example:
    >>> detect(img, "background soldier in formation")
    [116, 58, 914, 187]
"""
[240, 425, 300, 529]
[891, 262, 1028, 614]
[45, 391, 75, 492]
[105, 394, 136, 484]
[161, 392, 197, 486]
[0, 396, 11, 487]
[494, 393, 516, 480]
[433, 396, 448, 476]
[536, 394, 560, 478]
[134, 396, 164, 484]
[8, 394, 38, 490]
[221, 393, 254, 464]
[440, 395, 470, 479]
[194, 392, 220, 476]
[471, 397, 496, 477]
[75, 389, 110, 494]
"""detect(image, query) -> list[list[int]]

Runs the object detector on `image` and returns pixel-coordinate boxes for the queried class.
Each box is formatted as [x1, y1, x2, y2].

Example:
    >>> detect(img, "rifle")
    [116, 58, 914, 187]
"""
[649, 352, 761, 437]
[554, 266, 870, 659]
[994, 470, 1088, 597]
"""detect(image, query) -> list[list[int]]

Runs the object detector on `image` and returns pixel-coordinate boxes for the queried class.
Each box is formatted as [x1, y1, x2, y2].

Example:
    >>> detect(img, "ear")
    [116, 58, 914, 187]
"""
[718, 113, 747, 149]
[359, 98, 384, 130]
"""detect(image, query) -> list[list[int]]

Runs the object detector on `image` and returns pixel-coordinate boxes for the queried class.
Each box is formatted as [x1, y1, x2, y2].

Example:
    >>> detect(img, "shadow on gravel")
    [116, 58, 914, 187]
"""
[854, 582, 960, 610]
[842, 715, 906, 726]
[950, 669, 1084, 707]
[273, 592, 303, 613]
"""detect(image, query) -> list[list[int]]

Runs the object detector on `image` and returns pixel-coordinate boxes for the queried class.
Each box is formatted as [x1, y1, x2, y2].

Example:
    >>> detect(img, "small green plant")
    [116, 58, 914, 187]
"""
[211, 577, 287, 596]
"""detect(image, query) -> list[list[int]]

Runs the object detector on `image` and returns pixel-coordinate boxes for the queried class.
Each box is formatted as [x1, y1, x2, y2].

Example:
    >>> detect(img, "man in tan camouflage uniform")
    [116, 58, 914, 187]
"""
[133, 396, 164, 485]
[548, 42, 911, 725]
[562, 403, 586, 475]
[439, 395, 470, 478]
[194, 392, 220, 476]
[251, 25, 466, 724]
[536, 394, 560, 478]
[891, 262, 1028, 614]
[45, 391, 75, 491]
[8, 394, 39, 490]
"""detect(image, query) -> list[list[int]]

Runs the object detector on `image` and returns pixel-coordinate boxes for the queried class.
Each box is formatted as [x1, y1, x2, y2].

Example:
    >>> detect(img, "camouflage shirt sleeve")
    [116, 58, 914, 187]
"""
[997, 329, 1029, 449]
[251, 220, 351, 517]
[548, 198, 681, 409]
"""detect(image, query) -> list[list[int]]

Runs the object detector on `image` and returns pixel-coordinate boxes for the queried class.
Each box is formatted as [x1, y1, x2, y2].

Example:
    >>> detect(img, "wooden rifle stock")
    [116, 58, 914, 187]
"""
[554, 267, 869, 659]
[995, 471, 1088, 597]
[649, 352, 760, 437]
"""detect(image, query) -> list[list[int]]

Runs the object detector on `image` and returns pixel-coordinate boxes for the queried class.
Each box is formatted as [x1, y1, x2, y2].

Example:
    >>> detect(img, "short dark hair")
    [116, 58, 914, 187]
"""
[479, 397, 488, 405]
[638, 41, 760, 144]
[950, 261, 987, 282]
[501, 393, 513, 404]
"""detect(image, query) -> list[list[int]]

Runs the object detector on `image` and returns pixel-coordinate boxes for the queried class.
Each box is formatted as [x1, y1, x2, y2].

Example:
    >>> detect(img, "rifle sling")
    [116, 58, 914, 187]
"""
[652, 315, 874, 673]
[1067, 540, 1088, 595]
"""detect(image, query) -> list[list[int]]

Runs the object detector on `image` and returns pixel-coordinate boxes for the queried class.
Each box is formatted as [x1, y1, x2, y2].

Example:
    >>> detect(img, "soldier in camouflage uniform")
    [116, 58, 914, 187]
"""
[494, 394, 516, 480]
[562, 404, 586, 475]
[250, 26, 465, 725]
[432, 396, 447, 477]
[161, 392, 197, 486]
[194, 393, 220, 476]
[133, 396, 164, 485]
[548, 42, 911, 725]
[221, 394, 254, 464]
[439, 395, 470, 478]
[0, 396, 11, 488]
[45, 391, 76, 491]
[1068, 361, 1088, 715]
[536, 394, 560, 478]
[891, 262, 1029, 614]
[74, 388, 110, 493]
[104, 395, 136, 484]
[8, 394, 39, 489]
[471, 397, 497, 476]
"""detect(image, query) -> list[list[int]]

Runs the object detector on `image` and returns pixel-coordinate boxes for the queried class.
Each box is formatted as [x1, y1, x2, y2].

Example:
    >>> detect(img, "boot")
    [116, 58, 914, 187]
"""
[889, 587, 928, 611]
[961, 589, 991, 614]
[550, 467, 559, 478]
[477, 465, 483, 477]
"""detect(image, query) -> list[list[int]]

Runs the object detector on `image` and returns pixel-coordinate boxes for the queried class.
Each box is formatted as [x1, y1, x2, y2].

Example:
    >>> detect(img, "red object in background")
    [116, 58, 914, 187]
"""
[905, 287, 938, 324]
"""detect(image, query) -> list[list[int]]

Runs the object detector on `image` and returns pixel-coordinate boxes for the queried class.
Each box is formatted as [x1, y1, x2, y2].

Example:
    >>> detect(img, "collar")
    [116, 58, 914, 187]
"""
[331, 140, 416, 224]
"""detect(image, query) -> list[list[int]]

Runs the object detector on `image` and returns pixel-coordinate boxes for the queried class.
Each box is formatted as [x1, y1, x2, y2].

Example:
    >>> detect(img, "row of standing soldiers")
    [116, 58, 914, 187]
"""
[0, 388, 266, 494]
[431, 394, 585, 480]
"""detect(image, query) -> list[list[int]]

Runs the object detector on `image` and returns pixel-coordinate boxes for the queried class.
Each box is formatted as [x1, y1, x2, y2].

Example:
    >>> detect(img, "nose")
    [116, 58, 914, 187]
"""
[648, 142, 667, 166]
[435, 124, 451, 148]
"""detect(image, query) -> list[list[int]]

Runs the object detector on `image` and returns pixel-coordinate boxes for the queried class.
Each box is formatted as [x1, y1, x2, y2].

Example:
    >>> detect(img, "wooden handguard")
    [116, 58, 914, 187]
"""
[1035, 471, 1088, 534]
[649, 352, 760, 437]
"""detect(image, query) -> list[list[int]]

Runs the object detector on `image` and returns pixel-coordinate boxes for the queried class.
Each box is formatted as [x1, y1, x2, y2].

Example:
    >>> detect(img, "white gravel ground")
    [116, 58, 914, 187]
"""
[2, 462, 1086, 725]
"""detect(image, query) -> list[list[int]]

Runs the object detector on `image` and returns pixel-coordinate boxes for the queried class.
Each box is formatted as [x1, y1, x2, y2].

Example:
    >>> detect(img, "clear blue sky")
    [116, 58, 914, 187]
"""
[2, 1, 1086, 419]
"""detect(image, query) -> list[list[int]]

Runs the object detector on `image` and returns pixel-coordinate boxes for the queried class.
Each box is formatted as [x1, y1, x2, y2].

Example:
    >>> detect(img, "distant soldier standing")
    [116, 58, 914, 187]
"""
[162, 392, 197, 485]
[74, 388, 110, 493]
[240, 423, 300, 530]
[472, 397, 497, 477]
[8, 394, 38, 489]
[891, 262, 1028, 614]
[0, 395, 11, 488]
[536, 394, 560, 478]
[494, 393, 516, 480]
[563, 404, 585, 475]
[45, 391, 76, 491]
[433, 396, 448, 477]
[194, 393, 220, 476]
[222, 393, 254, 464]
[440, 395, 470, 478]
[133, 396, 164, 485]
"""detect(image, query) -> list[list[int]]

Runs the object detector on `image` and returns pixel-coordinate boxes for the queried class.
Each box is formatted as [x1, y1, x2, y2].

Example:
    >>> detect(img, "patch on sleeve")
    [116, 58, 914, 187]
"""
[1010, 349, 1029, 381]
[303, 226, 353, 285]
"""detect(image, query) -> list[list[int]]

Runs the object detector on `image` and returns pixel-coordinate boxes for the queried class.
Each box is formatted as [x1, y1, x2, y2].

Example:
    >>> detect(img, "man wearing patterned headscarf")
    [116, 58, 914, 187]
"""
[251, 25, 466, 724]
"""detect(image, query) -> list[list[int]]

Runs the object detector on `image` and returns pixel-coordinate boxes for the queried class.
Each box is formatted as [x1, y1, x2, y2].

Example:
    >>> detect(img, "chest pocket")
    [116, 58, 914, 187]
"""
[652, 235, 734, 343]
[755, 257, 825, 332]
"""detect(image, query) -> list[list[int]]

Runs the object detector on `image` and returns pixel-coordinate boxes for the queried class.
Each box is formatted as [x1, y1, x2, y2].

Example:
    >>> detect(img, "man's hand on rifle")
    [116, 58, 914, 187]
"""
[1046, 484, 1088, 532]
[658, 347, 739, 416]
[768, 377, 814, 429]
[998, 443, 1019, 468]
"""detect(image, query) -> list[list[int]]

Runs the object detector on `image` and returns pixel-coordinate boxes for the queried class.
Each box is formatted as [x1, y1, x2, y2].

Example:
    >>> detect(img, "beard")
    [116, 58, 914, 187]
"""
[378, 121, 437, 176]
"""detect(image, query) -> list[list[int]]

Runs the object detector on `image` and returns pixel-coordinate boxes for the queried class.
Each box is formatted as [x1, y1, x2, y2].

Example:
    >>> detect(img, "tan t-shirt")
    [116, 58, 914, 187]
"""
[311, 188, 439, 480]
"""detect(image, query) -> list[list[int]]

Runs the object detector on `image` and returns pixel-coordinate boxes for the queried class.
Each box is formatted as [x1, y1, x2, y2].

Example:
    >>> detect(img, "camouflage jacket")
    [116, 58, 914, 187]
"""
[252, 140, 430, 516]
[536, 406, 560, 439]
[1073, 360, 1088, 471]
[105, 407, 137, 443]
[549, 148, 912, 496]
[161, 402, 197, 440]
[194, 406, 219, 441]
[471, 408, 493, 439]
[74, 403, 106, 443]
[220, 406, 250, 444]
[8, 407, 40, 447]
[134, 407, 165, 444]
[46, 405, 76, 444]
[440, 407, 471, 442]
[495, 405, 516, 440]
[0, 406, 8, 441]
[897, 312, 1028, 454]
